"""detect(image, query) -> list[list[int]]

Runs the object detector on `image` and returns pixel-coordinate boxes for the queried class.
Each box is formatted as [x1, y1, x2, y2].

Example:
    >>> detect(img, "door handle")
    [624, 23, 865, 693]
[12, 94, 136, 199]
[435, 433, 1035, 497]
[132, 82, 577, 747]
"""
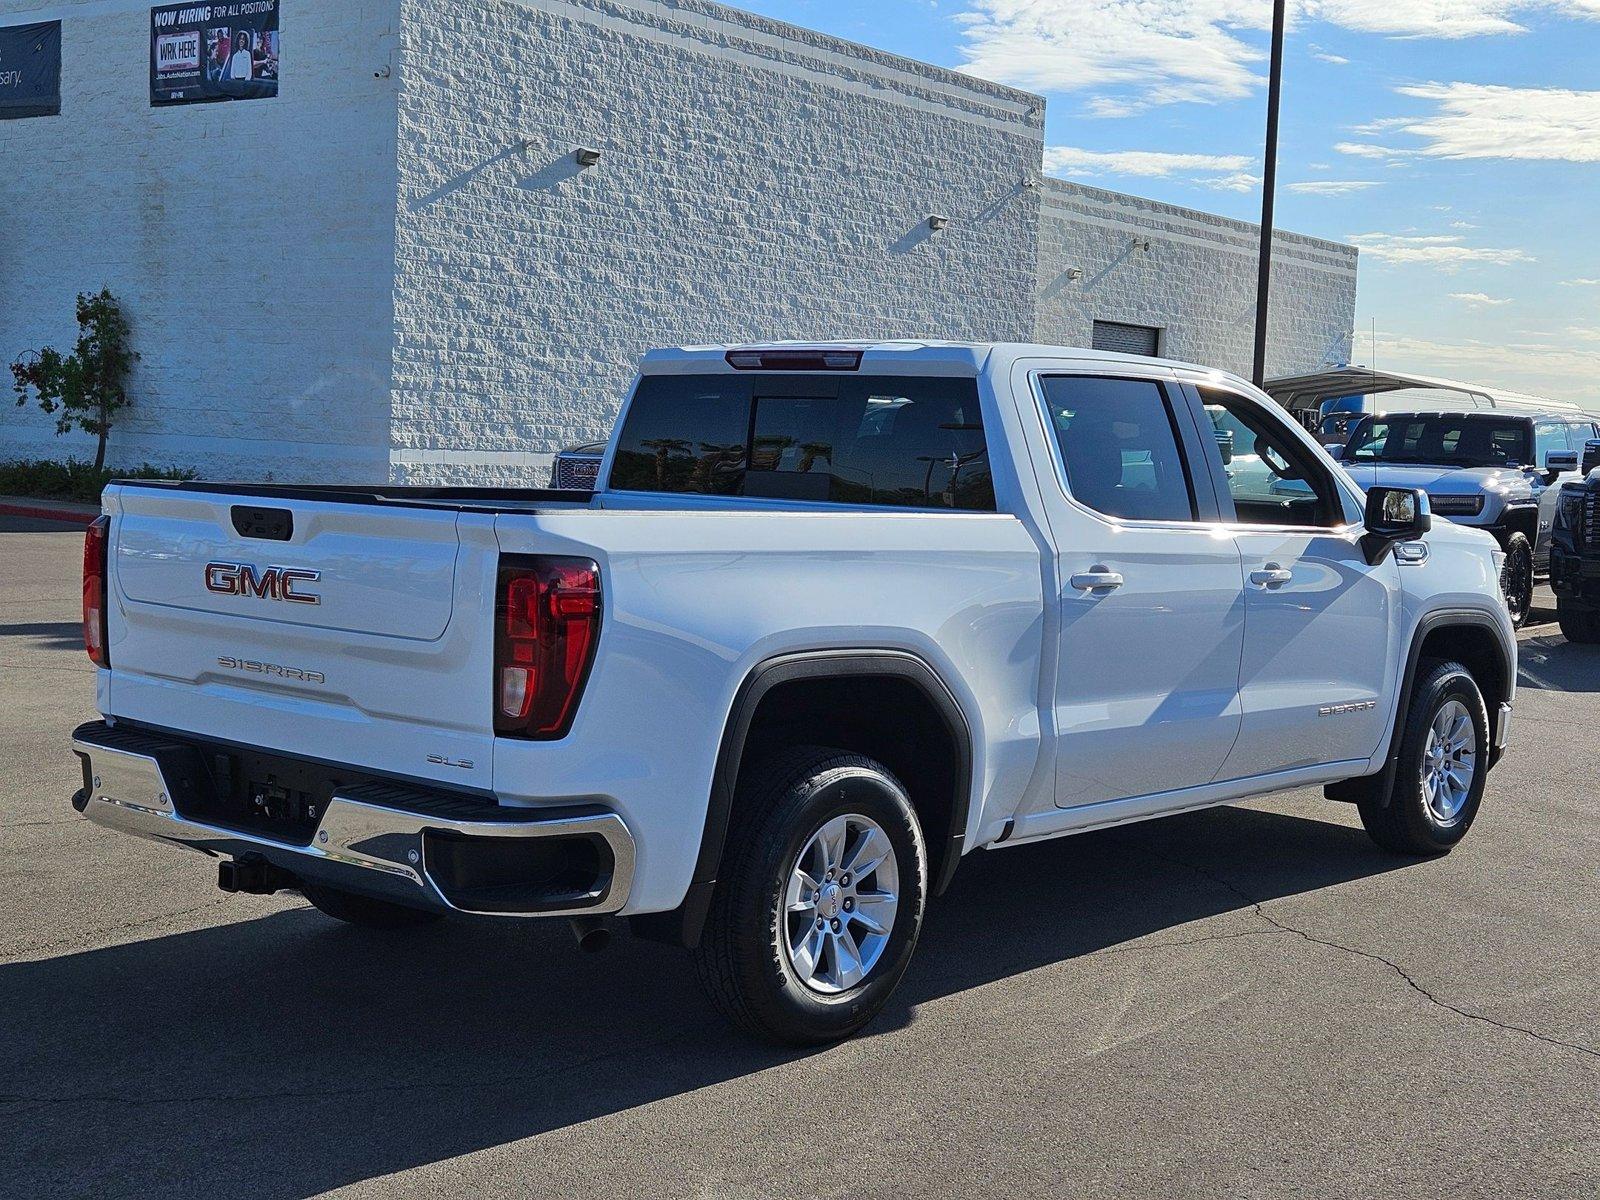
[1069, 568, 1125, 592]
[1250, 564, 1294, 588]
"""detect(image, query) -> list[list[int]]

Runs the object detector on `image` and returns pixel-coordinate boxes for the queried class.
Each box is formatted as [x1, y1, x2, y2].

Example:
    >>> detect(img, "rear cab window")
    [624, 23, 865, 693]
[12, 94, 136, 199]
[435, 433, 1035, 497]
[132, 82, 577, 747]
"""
[609, 373, 995, 511]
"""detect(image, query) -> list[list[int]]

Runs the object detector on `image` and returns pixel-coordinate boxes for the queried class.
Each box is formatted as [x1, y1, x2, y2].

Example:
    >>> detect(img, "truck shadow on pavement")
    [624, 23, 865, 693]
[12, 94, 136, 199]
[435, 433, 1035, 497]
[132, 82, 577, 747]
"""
[1515, 635, 1600, 693]
[0, 621, 85, 652]
[0, 803, 1407, 1198]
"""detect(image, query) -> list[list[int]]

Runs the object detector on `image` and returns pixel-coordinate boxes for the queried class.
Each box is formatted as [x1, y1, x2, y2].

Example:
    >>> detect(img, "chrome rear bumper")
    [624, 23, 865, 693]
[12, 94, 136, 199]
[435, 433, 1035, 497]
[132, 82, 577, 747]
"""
[71, 721, 634, 917]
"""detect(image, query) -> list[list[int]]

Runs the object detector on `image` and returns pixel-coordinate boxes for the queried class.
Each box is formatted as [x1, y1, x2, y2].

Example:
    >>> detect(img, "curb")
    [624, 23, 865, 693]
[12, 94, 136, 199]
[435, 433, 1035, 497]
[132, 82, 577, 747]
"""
[0, 501, 100, 526]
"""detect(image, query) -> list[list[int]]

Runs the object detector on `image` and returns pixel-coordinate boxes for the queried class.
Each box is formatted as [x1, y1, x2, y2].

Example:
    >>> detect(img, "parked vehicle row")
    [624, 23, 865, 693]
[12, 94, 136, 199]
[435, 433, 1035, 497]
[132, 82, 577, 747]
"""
[70, 342, 1516, 1044]
[1327, 411, 1600, 627]
[1549, 438, 1600, 643]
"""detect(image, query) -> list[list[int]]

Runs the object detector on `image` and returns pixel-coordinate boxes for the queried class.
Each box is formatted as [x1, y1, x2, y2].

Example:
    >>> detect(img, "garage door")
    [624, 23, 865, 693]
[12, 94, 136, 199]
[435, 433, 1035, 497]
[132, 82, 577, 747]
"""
[1092, 321, 1162, 357]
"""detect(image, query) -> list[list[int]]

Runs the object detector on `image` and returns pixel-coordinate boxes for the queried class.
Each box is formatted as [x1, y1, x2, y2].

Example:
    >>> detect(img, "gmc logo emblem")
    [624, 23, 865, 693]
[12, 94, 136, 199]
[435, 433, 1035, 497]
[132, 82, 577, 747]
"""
[204, 562, 321, 605]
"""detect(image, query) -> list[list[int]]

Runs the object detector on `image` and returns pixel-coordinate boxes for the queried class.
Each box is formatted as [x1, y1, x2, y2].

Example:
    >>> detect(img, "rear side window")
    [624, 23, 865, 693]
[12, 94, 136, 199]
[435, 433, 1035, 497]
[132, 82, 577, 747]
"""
[606, 376, 748, 496]
[1039, 375, 1196, 522]
[609, 374, 994, 511]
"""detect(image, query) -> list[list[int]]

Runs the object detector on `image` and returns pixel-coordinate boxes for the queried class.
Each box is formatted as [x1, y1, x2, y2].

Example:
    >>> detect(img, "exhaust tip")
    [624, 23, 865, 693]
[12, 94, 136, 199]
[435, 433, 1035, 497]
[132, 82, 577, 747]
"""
[569, 916, 611, 953]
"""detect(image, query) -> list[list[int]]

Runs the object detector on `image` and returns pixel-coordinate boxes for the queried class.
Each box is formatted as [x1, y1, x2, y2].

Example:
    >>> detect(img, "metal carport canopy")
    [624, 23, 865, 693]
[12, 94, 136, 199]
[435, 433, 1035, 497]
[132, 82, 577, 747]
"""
[1262, 366, 1513, 417]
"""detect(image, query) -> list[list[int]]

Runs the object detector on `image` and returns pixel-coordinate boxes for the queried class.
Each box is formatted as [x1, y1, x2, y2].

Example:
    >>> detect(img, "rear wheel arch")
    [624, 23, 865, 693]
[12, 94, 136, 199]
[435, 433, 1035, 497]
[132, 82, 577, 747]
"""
[634, 650, 973, 948]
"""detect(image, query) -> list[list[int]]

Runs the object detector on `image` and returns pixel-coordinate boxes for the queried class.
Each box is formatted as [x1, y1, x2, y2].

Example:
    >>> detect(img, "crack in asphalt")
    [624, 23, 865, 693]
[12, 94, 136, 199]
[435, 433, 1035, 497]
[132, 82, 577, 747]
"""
[1101, 926, 1287, 957]
[1142, 846, 1600, 1064]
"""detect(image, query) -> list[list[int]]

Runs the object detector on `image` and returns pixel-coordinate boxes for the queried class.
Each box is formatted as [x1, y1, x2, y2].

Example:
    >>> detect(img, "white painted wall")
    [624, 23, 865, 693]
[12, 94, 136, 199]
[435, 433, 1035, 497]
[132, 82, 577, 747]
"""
[0, 0, 402, 480]
[1037, 180, 1359, 380]
[388, 0, 1044, 483]
[0, 0, 1358, 486]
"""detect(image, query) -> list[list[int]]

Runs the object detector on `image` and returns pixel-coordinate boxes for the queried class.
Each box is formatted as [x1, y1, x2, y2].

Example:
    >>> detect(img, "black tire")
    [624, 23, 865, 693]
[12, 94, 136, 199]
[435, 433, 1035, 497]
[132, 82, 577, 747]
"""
[300, 882, 445, 930]
[1358, 660, 1490, 856]
[1557, 599, 1600, 644]
[692, 746, 927, 1045]
[1500, 532, 1534, 629]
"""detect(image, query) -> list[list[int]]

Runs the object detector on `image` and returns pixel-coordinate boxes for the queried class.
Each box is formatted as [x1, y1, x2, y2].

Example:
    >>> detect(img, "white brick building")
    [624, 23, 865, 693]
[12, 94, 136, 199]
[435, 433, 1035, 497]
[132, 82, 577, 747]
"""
[0, 0, 1357, 484]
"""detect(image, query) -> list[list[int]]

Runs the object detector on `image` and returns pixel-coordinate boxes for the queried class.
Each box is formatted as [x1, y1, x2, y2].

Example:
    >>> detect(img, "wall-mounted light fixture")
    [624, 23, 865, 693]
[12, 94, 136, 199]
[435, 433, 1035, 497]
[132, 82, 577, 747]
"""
[574, 146, 602, 167]
[1132, 236, 1152, 252]
[1065, 267, 1085, 281]
[928, 214, 950, 232]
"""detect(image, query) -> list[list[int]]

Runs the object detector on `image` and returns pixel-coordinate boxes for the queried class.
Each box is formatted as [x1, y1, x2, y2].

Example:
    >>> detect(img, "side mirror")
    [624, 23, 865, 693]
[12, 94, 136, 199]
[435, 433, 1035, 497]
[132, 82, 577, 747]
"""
[1214, 428, 1234, 466]
[1361, 486, 1432, 565]
[1546, 450, 1579, 484]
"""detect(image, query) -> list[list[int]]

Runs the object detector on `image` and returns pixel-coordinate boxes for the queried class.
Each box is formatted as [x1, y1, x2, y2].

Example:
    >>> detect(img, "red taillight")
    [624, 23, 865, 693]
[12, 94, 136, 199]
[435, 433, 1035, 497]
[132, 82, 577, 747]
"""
[83, 515, 110, 668]
[493, 557, 600, 739]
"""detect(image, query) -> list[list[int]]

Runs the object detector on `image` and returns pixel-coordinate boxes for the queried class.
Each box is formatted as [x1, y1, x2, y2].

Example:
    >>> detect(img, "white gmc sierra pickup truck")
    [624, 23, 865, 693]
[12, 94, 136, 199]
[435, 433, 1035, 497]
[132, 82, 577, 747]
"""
[71, 342, 1516, 1044]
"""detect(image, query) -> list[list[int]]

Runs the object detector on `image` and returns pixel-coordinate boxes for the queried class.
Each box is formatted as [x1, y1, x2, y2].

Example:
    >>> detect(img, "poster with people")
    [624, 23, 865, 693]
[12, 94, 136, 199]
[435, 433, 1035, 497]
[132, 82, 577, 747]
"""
[0, 21, 61, 120]
[150, 2, 278, 106]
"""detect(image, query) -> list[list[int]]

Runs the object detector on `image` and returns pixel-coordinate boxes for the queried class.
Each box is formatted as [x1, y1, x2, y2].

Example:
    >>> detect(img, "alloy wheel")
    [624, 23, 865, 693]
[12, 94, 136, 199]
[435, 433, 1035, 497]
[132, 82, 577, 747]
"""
[1421, 699, 1476, 823]
[782, 813, 900, 994]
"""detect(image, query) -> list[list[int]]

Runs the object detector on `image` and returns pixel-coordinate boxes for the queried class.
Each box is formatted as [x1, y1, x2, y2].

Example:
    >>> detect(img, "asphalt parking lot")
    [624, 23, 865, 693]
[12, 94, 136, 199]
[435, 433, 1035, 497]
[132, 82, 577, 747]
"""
[1, 515, 1596, 1199]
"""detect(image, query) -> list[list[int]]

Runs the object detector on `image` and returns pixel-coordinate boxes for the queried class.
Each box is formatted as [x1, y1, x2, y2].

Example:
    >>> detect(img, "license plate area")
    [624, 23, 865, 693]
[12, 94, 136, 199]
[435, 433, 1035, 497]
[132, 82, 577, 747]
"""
[179, 747, 350, 845]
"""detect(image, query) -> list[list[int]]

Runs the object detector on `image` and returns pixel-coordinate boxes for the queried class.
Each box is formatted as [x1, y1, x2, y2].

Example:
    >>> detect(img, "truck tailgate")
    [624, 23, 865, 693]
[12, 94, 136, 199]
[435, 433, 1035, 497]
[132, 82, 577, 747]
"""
[102, 484, 500, 791]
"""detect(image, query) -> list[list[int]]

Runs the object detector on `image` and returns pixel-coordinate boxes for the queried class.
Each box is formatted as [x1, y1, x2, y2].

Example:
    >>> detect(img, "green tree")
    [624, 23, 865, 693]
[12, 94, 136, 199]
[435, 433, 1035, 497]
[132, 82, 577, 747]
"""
[11, 289, 140, 473]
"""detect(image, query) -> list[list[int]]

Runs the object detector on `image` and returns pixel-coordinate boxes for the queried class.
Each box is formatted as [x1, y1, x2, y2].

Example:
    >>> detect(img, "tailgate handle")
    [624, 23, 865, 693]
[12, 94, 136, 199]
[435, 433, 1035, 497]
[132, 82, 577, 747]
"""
[231, 506, 294, 541]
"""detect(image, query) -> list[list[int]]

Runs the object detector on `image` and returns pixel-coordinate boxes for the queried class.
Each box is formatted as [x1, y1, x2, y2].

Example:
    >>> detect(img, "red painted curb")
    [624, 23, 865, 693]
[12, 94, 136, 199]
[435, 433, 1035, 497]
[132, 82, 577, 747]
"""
[0, 502, 99, 526]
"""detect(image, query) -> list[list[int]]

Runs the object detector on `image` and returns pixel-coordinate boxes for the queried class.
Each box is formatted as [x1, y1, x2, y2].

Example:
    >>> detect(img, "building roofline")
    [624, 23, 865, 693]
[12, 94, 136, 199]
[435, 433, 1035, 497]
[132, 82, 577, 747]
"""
[1040, 176, 1356, 258]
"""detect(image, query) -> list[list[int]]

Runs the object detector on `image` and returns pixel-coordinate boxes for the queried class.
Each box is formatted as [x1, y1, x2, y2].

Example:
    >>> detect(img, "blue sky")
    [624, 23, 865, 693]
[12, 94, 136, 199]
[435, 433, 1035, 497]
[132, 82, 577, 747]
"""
[736, 0, 1600, 402]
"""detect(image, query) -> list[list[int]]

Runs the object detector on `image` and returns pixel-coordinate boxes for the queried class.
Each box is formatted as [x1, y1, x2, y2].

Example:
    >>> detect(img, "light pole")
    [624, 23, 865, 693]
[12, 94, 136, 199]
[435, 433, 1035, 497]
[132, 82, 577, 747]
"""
[1252, 0, 1288, 388]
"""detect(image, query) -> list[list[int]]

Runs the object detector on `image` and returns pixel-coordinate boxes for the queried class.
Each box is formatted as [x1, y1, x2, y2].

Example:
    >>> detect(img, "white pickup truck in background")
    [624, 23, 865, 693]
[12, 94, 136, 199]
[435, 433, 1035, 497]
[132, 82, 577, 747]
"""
[71, 342, 1516, 1044]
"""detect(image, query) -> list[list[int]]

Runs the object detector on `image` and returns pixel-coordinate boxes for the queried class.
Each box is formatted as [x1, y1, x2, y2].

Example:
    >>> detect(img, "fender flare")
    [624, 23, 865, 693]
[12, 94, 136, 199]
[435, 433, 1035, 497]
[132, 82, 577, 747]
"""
[1371, 607, 1514, 805]
[633, 648, 975, 948]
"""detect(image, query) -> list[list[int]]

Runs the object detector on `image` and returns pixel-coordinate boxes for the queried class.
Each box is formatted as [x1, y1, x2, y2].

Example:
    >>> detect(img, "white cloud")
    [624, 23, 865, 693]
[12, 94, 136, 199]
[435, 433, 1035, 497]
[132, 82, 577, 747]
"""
[1286, 179, 1382, 194]
[1334, 141, 1402, 158]
[1305, 0, 1547, 37]
[1042, 146, 1253, 177]
[1562, 278, 1600, 286]
[1311, 48, 1351, 63]
[1394, 82, 1600, 161]
[1042, 147, 1266, 191]
[955, 1, 1270, 113]
[1358, 331, 1600, 403]
[955, 1, 1600, 115]
[1449, 292, 1512, 305]
[1195, 171, 1265, 192]
[1348, 232, 1534, 267]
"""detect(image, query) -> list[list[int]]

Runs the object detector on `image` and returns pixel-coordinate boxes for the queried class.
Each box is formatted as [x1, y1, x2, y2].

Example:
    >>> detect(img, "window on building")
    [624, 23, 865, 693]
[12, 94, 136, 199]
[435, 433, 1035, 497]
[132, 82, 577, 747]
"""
[1039, 376, 1196, 522]
[1091, 321, 1162, 358]
[609, 374, 994, 511]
